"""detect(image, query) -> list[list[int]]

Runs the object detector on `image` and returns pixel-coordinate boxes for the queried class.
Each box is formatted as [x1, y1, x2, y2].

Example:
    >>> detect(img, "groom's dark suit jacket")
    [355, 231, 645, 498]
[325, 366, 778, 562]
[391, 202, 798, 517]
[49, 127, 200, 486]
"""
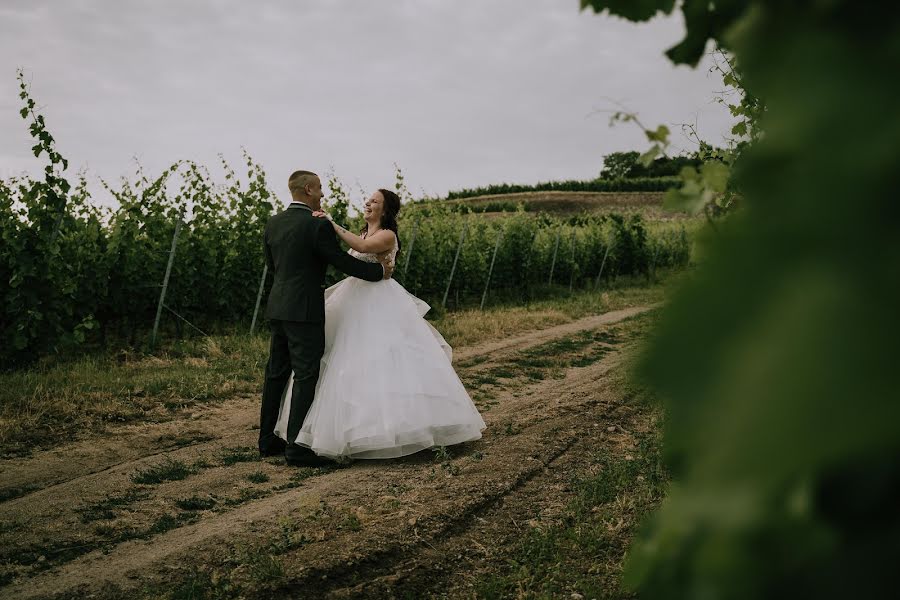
[263, 202, 383, 322]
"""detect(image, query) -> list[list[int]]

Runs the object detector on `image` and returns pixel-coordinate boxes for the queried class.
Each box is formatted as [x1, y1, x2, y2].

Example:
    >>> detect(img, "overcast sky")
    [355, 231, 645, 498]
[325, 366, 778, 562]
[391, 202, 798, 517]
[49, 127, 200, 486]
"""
[0, 0, 734, 210]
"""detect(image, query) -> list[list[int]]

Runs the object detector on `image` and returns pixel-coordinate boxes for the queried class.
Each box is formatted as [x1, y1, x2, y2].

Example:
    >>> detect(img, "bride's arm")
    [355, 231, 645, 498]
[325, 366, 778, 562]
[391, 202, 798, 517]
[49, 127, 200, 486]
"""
[335, 225, 394, 254]
[315, 213, 395, 254]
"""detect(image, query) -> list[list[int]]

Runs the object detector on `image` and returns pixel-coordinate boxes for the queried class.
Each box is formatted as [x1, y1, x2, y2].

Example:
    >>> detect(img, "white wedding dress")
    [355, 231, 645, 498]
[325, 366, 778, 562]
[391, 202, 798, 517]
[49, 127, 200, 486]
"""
[273, 233, 486, 459]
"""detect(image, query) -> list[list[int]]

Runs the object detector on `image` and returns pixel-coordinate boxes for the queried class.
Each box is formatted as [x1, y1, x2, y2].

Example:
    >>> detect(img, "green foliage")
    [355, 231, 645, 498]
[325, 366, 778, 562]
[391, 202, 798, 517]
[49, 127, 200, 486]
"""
[444, 176, 680, 200]
[393, 203, 688, 309]
[1, 76, 276, 365]
[600, 48, 759, 219]
[393, 162, 415, 204]
[579, 0, 675, 23]
[323, 167, 351, 228]
[600, 150, 640, 179]
[583, 1, 900, 599]
[601, 150, 705, 179]
[1, 71, 95, 361]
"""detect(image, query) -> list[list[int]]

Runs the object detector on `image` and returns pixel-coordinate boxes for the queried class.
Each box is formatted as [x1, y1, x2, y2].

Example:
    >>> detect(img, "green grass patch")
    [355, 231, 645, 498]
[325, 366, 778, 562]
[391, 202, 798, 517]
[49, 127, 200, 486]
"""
[473, 312, 656, 393]
[472, 431, 667, 599]
[435, 270, 678, 349]
[175, 495, 218, 511]
[145, 512, 200, 537]
[221, 487, 270, 507]
[0, 483, 41, 503]
[150, 569, 232, 600]
[271, 466, 335, 491]
[486, 366, 517, 379]
[245, 470, 270, 484]
[340, 512, 363, 532]
[0, 511, 199, 577]
[130, 458, 194, 485]
[469, 372, 500, 387]
[0, 333, 269, 457]
[220, 446, 259, 466]
[75, 488, 150, 522]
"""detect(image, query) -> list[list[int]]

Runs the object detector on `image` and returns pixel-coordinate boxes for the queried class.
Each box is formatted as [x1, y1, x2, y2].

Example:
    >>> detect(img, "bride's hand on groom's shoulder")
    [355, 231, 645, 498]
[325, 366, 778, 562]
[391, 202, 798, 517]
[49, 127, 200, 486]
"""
[312, 210, 329, 219]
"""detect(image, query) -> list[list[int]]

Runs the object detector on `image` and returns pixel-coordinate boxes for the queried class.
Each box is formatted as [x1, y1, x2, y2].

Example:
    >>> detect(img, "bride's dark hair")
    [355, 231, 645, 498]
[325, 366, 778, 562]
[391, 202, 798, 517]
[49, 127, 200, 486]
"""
[362, 188, 402, 254]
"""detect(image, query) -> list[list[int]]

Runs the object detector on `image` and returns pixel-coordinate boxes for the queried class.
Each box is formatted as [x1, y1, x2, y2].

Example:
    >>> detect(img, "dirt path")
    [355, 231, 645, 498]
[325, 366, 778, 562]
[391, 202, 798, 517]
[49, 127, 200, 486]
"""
[454, 304, 659, 364]
[0, 304, 659, 599]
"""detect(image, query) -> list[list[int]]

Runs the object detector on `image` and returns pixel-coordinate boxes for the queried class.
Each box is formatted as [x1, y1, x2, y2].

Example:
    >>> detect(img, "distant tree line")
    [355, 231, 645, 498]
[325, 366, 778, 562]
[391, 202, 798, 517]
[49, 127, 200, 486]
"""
[442, 148, 729, 201]
[600, 150, 717, 180]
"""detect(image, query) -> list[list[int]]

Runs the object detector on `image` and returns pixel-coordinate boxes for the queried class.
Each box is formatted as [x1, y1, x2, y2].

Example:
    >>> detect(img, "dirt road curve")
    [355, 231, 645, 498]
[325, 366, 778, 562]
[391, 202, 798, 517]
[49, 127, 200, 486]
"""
[0, 304, 658, 599]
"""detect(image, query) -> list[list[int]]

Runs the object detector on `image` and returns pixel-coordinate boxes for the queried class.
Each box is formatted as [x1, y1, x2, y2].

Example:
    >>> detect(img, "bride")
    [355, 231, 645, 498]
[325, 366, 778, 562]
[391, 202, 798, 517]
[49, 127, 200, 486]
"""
[274, 188, 486, 459]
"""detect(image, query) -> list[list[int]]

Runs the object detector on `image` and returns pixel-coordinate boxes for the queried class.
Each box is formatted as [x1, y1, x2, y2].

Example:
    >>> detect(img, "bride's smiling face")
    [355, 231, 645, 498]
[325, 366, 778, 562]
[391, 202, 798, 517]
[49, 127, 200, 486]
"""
[363, 191, 385, 223]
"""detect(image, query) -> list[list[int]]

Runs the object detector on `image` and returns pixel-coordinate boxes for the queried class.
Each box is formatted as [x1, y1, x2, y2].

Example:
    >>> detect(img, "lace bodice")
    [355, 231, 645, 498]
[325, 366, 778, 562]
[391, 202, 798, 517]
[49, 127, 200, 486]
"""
[348, 231, 398, 264]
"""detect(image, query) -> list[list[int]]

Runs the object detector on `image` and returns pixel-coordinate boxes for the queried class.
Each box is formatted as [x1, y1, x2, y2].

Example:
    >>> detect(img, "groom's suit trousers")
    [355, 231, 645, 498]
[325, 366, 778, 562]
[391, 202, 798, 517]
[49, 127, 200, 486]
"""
[259, 318, 326, 450]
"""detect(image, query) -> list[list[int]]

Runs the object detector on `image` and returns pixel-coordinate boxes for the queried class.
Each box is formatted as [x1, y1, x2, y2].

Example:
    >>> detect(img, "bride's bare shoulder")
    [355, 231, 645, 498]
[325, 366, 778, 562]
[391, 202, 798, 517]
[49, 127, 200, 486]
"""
[364, 229, 395, 253]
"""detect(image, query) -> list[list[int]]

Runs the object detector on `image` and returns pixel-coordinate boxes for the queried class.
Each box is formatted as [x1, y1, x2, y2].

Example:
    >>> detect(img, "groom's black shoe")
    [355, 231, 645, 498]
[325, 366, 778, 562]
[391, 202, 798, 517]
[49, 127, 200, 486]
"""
[259, 438, 286, 458]
[285, 444, 333, 468]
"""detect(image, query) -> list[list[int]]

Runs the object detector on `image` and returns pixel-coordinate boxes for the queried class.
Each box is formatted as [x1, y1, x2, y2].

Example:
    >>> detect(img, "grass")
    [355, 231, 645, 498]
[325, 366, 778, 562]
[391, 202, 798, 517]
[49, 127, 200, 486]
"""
[431, 445, 451, 462]
[271, 466, 336, 491]
[175, 495, 218, 511]
[139, 541, 287, 599]
[458, 299, 658, 418]
[130, 458, 194, 485]
[219, 446, 259, 466]
[75, 488, 151, 523]
[505, 328, 620, 375]
[0, 483, 41, 503]
[436, 270, 679, 349]
[461, 313, 655, 412]
[340, 512, 363, 532]
[144, 512, 200, 537]
[245, 470, 270, 484]
[221, 487, 270, 507]
[502, 422, 522, 436]
[1, 507, 203, 577]
[0, 334, 268, 457]
[473, 431, 667, 599]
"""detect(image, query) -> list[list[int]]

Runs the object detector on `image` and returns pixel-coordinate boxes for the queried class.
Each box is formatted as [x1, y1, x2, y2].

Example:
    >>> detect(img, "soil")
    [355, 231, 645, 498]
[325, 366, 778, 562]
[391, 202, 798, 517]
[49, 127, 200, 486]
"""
[0, 304, 658, 600]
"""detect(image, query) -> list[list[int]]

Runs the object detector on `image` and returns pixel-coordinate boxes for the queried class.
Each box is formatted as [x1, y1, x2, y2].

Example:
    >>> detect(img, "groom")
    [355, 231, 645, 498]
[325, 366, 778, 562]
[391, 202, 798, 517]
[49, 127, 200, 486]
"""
[259, 170, 393, 467]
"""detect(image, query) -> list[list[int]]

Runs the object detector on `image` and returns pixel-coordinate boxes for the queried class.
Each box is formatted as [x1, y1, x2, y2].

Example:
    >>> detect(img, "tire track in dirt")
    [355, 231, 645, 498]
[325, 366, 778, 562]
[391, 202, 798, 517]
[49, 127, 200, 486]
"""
[327, 409, 649, 600]
[0, 395, 260, 502]
[453, 304, 659, 364]
[0, 305, 658, 599]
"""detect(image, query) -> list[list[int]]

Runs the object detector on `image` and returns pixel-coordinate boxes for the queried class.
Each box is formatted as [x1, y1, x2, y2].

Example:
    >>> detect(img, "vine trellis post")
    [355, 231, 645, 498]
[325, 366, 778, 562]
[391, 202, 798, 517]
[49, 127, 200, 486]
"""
[249, 263, 268, 335]
[480, 227, 504, 310]
[548, 228, 561, 285]
[594, 239, 613, 291]
[151, 219, 182, 347]
[442, 220, 469, 309]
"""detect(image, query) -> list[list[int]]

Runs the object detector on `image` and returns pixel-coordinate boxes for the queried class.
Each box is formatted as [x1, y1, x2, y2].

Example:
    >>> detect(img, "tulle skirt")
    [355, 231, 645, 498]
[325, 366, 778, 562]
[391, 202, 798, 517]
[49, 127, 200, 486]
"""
[274, 277, 485, 459]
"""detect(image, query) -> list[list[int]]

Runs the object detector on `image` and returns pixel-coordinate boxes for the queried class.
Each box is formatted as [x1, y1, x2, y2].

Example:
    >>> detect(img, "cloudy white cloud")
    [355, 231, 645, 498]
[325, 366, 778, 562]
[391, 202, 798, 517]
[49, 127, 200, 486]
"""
[0, 0, 734, 209]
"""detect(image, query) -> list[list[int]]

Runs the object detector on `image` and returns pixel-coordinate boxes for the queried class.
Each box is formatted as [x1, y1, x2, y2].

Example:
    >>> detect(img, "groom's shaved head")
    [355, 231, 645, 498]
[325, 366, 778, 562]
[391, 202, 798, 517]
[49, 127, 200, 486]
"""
[288, 170, 318, 195]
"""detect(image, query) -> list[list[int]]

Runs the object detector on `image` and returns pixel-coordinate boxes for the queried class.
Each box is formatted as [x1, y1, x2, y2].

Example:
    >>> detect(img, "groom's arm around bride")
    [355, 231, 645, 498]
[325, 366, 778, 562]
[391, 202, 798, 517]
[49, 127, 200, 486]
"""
[311, 216, 394, 282]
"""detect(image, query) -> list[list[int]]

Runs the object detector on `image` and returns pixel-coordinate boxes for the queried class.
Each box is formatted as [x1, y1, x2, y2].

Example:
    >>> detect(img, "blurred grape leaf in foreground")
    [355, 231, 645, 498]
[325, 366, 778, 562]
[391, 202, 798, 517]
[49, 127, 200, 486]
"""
[581, 0, 900, 598]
